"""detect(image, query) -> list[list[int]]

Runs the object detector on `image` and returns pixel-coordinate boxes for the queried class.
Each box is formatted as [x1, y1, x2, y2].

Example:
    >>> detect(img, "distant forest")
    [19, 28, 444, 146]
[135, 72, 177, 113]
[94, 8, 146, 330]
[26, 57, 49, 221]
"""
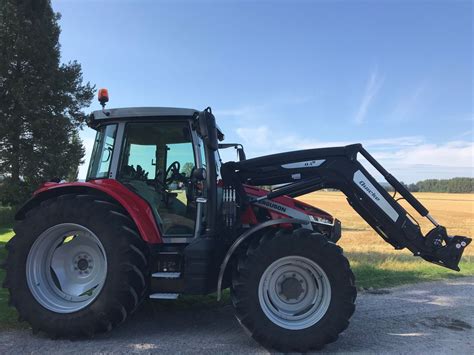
[383, 177, 474, 193]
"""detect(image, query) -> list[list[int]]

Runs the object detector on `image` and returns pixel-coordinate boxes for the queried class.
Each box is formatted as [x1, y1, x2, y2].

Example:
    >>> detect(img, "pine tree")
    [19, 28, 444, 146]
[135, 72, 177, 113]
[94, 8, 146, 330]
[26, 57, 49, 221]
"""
[0, 0, 94, 205]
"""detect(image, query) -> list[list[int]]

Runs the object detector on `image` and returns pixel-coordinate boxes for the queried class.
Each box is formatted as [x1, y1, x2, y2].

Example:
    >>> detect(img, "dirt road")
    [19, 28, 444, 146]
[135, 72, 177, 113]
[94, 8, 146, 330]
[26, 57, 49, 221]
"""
[1, 277, 472, 354]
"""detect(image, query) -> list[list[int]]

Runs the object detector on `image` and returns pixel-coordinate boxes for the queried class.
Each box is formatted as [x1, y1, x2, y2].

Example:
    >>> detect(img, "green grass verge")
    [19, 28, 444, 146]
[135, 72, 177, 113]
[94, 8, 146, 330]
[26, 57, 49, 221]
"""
[344, 250, 474, 289]
[0, 206, 14, 226]
[0, 227, 472, 330]
[0, 226, 24, 330]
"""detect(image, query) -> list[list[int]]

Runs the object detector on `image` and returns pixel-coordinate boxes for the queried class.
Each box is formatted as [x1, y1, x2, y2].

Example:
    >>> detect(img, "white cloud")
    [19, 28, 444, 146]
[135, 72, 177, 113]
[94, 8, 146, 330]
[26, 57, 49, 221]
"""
[455, 129, 474, 139]
[354, 69, 384, 125]
[235, 125, 270, 145]
[235, 124, 423, 153]
[215, 105, 265, 118]
[373, 141, 474, 169]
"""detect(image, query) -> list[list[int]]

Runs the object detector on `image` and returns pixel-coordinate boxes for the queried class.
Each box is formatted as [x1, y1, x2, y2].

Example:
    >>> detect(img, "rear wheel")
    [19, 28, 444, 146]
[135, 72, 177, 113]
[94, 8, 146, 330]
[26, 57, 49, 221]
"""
[3, 194, 150, 337]
[231, 228, 356, 352]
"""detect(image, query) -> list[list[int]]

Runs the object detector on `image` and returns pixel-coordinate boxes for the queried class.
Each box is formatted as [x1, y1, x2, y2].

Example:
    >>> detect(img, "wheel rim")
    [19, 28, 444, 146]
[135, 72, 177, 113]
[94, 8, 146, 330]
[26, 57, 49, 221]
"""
[26, 223, 107, 313]
[258, 255, 331, 330]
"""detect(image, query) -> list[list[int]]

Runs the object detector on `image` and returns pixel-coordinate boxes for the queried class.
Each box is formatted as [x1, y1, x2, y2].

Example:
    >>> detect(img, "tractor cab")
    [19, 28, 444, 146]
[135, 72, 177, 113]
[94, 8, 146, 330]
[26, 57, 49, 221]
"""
[86, 107, 223, 243]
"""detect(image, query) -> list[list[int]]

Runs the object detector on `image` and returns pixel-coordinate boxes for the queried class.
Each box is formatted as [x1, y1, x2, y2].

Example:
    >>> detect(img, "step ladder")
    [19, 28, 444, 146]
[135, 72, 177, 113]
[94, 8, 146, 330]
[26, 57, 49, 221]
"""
[151, 271, 181, 279]
[149, 269, 182, 300]
[149, 293, 180, 300]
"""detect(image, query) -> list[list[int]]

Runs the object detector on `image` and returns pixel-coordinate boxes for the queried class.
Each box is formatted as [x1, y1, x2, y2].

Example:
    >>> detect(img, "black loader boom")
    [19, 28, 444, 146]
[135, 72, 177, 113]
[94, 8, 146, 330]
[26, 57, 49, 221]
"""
[223, 143, 471, 271]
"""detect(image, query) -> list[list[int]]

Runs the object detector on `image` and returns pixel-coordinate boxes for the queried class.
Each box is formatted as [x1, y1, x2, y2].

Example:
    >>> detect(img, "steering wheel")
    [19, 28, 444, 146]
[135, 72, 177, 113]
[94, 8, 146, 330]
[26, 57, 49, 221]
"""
[165, 161, 181, 184]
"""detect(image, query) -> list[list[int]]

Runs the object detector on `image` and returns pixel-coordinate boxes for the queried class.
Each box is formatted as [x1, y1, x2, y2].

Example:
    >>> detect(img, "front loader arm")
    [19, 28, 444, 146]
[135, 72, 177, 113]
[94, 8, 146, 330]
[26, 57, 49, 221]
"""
[222, 144, 471, 271]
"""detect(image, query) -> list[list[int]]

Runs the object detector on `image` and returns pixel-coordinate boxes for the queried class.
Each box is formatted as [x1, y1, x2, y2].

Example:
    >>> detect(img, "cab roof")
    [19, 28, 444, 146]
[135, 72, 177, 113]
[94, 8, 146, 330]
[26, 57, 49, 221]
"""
[91, 107, 199, 121]
[89, 106, 225, 140]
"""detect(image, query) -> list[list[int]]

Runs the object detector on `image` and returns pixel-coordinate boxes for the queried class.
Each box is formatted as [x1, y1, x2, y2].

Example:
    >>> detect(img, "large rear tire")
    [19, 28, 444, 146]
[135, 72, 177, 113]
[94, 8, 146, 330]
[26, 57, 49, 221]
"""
[231, 228, 356, 352]
[3, 194, 150, 337]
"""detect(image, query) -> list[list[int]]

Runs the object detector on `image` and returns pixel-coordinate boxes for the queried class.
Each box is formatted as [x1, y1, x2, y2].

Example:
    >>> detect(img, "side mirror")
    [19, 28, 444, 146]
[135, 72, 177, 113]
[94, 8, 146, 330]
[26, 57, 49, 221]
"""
[192, 167, 207, 181]
[198, 108, 218, 151]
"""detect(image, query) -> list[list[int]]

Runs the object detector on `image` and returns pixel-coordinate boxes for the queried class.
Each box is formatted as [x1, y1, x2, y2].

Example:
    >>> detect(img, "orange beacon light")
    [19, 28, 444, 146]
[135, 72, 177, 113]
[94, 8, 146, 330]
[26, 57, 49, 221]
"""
[98, 88, 109, 108]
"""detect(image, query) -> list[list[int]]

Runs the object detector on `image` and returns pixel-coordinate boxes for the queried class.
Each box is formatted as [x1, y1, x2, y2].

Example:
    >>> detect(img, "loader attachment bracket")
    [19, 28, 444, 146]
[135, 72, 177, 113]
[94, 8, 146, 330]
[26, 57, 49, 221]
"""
[421, 226, 471, 271]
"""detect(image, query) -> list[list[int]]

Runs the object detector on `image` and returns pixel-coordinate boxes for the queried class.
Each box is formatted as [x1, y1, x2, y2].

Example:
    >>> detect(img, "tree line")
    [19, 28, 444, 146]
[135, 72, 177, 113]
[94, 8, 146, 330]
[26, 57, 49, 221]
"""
[384, 177, 474, 193]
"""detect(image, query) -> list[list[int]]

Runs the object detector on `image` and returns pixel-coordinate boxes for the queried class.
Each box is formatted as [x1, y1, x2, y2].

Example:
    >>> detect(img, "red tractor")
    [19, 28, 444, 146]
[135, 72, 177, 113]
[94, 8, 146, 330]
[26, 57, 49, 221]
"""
[3, 94, 471, 351]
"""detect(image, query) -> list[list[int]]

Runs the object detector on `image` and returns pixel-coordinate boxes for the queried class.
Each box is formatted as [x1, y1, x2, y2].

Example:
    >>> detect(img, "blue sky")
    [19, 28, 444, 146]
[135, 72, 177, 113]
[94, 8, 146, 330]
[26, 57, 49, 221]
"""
[52, 0, 473, 183]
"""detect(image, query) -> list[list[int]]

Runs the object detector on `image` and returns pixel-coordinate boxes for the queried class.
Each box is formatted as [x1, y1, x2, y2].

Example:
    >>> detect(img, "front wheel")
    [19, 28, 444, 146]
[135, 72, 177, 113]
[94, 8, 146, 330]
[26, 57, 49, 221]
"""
[231, 228, 356, 352]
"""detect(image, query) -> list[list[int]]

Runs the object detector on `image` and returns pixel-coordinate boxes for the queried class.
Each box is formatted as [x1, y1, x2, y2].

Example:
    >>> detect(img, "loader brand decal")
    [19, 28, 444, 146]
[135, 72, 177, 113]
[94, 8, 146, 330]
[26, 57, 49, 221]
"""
[281, 159, 325, 169]
[358, 180, 380, 201]
[353, 170, 399, 222]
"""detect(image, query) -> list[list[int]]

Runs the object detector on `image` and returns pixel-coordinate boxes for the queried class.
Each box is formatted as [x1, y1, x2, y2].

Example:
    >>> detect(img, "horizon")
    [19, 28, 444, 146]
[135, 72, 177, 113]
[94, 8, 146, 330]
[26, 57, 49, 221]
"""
[52, 0, 473, 184]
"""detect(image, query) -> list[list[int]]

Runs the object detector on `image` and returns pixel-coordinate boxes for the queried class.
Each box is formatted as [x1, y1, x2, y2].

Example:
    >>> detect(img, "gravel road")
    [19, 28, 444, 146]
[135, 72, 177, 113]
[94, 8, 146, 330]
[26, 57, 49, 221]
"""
[1, 277, 472, 354]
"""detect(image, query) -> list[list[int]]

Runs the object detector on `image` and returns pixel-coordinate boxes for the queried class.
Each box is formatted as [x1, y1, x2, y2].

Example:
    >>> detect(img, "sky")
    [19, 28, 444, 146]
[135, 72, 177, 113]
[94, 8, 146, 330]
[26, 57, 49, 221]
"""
[52, 0, 473, 183]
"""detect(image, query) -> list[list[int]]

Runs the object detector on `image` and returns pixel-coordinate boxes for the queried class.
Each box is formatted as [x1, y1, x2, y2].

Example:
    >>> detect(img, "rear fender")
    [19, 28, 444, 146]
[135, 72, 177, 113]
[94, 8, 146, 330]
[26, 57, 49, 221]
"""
[15, 179, 162, 244]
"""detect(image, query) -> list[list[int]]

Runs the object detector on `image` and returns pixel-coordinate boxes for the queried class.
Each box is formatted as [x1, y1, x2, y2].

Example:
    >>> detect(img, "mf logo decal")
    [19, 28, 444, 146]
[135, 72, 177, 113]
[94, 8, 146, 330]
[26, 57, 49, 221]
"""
[258, 199, 287, 213]
[353, 170, 399, 222]
[251, 197, 312, 230]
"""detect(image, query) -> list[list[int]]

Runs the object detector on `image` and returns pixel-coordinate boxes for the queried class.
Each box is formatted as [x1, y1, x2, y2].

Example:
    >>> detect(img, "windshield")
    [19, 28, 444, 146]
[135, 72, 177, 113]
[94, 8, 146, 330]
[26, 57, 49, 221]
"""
[87, 124, 117, 180]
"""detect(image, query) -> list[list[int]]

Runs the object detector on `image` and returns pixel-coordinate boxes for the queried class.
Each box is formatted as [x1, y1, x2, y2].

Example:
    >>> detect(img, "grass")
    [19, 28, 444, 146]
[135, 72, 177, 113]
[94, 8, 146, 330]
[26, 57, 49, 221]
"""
[0, 226, 22, 330]
[0, 191, 472, 329]
[0, 205, 14, 226]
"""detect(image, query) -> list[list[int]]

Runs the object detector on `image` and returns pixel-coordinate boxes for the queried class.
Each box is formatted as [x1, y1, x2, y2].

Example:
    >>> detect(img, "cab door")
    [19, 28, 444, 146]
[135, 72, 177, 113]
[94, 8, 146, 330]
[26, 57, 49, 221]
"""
[117, 121, 205, 241]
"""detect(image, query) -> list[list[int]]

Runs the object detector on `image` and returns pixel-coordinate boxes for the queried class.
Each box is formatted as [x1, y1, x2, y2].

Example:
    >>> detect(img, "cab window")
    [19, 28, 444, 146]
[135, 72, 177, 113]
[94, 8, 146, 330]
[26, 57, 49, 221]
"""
[87, 124, 117, 180]
[117, 121, 199, 236]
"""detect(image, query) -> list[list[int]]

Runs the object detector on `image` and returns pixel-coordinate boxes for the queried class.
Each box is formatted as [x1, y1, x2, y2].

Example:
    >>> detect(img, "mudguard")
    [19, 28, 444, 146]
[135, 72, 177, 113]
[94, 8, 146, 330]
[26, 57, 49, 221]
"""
[15, 179, 162, 244]
[216, 218, 310, 300]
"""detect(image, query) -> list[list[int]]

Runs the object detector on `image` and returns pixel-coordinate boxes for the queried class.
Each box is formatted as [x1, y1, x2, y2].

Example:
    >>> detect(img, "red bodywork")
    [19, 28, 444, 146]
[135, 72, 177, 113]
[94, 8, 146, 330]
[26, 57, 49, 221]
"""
[25, 180, 334, 245]
[30, 179, 162, 244]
